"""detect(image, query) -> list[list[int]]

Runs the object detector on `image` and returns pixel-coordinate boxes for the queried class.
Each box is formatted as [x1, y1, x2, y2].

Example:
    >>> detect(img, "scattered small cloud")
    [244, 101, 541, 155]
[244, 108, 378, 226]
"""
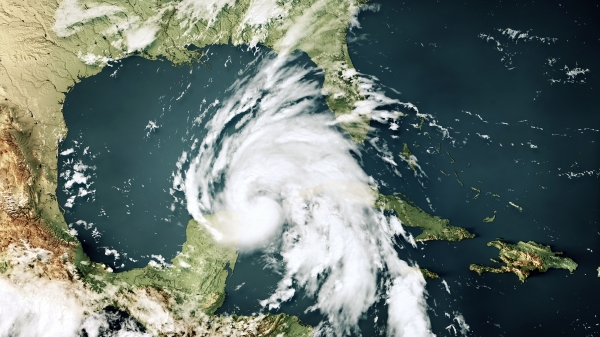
[145, 120, 160, 137]
[479, 28, 557, 69]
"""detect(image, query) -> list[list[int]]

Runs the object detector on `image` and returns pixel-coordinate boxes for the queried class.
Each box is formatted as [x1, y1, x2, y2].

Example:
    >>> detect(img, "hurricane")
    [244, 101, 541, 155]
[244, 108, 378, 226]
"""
[174, 51, 433, 336]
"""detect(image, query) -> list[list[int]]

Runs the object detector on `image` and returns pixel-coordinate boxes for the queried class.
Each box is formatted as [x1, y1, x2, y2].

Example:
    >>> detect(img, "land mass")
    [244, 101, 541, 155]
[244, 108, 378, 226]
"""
[420, 268, 439, 279]
[0, 0, 464, 334]
[79, 219, 310, 335]
[483, 211, 496, 223]
[0, 0, 371, 333]
[376, 192, 475, 242]
[398, 143, 418, 171]
[470, 239, 578, 282]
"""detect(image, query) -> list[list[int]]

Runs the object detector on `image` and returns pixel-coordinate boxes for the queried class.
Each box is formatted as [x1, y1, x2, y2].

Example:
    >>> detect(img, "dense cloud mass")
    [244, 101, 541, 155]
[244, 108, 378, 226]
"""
[182, 52, 433, 336]
[0, 262, 148, 337]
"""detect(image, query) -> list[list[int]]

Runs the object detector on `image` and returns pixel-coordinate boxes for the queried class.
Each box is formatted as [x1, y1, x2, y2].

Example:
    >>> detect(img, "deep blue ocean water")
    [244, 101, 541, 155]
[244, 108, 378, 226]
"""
[59, 0, 600, 336]
[345, 0, 600, 335]
[59, 46, 259, 270]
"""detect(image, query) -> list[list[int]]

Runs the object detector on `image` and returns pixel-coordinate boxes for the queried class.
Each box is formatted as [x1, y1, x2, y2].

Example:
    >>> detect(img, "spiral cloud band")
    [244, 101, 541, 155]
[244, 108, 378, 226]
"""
[181, 52, 433, 336]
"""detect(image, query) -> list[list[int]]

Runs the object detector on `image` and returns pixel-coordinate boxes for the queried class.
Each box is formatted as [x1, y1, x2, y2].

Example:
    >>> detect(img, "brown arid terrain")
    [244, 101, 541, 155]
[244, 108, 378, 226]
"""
[0, 103, 76, 281]
[0, 76, 311, 336]
[0, 0, 364, 334]
[0, 0, 369, 257]
[0, 0, 96, 241]
[0, 1, 98, 283]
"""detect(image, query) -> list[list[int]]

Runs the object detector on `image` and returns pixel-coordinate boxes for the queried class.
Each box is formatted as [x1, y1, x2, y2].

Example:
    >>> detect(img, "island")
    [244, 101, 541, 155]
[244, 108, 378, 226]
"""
[508, 202, 523, 212]
[483, 211, 497, 223]
[420, 268, 440, 279]
[470, 240, 578, 282]
[376, 193, 475, 242]
[471, 187, 481, 199]
[398, 143, 418, 171]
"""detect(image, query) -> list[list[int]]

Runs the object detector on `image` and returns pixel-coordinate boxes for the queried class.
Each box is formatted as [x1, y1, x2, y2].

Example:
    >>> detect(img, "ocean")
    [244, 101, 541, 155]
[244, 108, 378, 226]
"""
[59, 1, 600, 335]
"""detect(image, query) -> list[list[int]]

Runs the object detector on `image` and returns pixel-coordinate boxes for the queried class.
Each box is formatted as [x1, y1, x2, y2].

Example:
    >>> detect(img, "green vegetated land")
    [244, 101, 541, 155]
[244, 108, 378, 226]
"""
[73, 219, 311, 335]
[470, 240, 578, 282]
[115, 218, 238, 315]
[483, 211, 497, 223]
[1, 0, 509, 333]
[420, 268, 439, 279]
[376, 193, 475, 242]
[398, 143, 417, 171]
[0, 0, 375, 333]
[1, 0, 373, 265]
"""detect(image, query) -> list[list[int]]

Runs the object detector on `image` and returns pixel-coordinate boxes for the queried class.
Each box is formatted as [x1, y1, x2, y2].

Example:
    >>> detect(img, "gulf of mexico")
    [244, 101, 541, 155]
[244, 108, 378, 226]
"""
[59, 45, 257, 270]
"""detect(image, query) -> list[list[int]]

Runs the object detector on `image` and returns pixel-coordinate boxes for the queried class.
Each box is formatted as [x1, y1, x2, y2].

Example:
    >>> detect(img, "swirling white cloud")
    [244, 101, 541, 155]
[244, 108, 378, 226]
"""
[180, 52, 433, 336]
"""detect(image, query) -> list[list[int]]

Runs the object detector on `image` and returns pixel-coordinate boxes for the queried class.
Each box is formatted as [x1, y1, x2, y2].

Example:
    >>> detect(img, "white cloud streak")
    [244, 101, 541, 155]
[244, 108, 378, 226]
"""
[181, 52, 433, 336]
[0, 244, 148, 337]
[53, 0, 122, 37]
[125, 25, 160, 53]
[176, 0, 236, 29]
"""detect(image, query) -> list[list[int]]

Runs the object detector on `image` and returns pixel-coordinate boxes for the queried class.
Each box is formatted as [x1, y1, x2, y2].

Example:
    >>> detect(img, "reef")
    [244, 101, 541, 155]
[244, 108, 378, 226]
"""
[470, 239, 578, 282]
[376, 193, 475, 242]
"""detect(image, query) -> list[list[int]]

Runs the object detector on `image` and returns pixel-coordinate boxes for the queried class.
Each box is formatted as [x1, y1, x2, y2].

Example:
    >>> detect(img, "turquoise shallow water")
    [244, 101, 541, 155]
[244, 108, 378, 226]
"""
[59, 1, 600, 335]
